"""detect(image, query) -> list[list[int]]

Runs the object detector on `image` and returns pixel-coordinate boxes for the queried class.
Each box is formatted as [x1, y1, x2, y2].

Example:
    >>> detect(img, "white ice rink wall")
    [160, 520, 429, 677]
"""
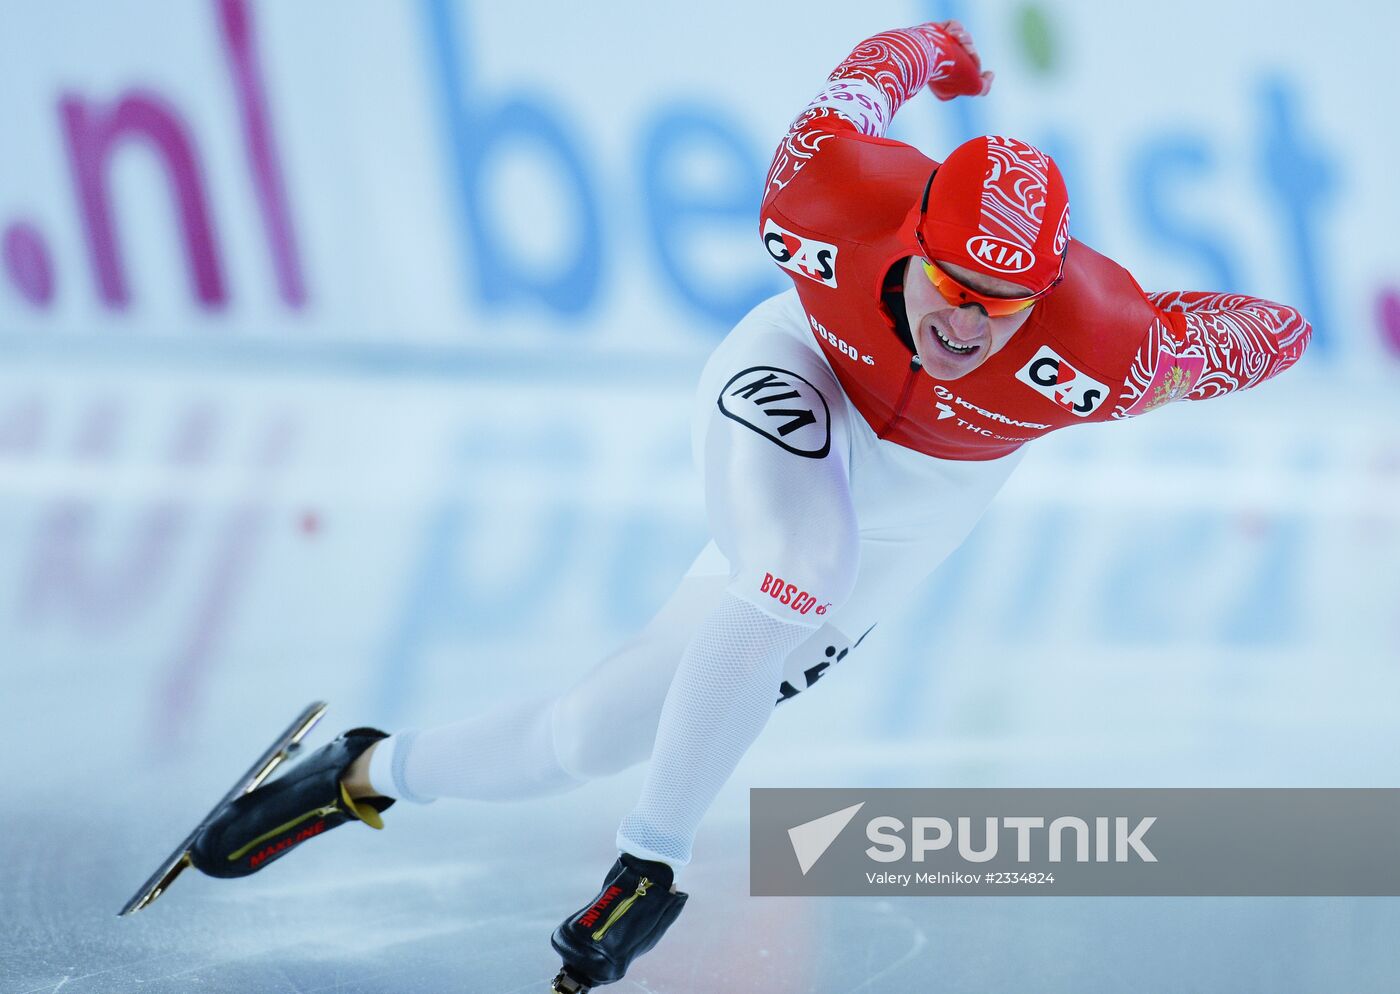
[1, 1, 1397, 773]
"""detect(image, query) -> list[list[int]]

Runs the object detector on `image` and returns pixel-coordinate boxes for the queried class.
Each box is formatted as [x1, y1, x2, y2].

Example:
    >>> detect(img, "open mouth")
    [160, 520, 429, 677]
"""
[933, 325, 979, 356]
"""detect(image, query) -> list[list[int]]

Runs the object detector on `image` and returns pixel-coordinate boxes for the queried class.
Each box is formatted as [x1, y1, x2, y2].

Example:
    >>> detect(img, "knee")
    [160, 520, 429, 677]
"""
[813, 523, 860, 606]
[737, 514, 860, 622]
[549, 691, 652, 781]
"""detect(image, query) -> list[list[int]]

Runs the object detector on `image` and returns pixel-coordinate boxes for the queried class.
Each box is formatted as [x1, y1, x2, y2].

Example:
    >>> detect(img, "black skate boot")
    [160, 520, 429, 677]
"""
[550, 853, 688, 992]
[189, 728, 393, 878]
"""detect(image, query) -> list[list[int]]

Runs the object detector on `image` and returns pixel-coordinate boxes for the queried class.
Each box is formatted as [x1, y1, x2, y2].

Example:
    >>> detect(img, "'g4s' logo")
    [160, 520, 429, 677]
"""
[1016, 346, 1109, 417]
[762, 218, 838, 288]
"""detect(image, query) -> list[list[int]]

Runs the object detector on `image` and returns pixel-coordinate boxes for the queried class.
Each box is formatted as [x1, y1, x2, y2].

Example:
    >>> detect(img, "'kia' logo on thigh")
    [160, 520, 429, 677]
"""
[718, 366, 831, 458]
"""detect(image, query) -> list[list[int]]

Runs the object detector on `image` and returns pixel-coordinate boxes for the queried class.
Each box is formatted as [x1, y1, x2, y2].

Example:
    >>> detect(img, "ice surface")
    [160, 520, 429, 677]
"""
[7, 724, 1400, 994]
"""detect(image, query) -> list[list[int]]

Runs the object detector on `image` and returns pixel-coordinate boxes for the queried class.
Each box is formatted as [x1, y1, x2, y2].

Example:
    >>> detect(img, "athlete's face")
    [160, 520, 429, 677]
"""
[902, 258, 1036, 381]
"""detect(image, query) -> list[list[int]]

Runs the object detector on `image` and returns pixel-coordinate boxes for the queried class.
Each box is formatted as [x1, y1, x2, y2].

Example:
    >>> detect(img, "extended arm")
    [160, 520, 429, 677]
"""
[1114, 291, 1312, 417]
[764, 22, 990, 201]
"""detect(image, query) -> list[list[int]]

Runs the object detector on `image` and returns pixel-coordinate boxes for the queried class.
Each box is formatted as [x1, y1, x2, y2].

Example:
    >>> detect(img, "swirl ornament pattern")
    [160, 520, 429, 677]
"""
[764, 26, 954, 198]
[977, 136, 1052, 250]
[1113, 292, 1312, 418]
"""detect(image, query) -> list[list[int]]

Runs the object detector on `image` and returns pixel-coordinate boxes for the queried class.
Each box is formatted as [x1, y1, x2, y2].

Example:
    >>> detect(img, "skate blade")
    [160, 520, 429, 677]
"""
[117, 701, 329, 916]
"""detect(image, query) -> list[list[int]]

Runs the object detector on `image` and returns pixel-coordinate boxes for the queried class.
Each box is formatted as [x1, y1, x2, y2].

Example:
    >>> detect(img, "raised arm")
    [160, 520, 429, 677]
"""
[1113, 292, 1312, 418]
[763, 21, 991, 202]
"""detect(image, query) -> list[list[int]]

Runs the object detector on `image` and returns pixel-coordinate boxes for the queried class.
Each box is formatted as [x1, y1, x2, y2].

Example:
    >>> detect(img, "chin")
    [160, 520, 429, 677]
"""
[921, 352, 983, 381]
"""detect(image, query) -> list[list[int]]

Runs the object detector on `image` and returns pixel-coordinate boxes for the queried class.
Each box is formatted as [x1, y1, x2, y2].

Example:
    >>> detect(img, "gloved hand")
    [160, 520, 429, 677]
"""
[926, 20, 994, 100]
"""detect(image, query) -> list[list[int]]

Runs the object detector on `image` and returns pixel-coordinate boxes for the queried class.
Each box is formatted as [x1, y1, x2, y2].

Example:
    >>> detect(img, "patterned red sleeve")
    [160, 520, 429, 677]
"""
[763, 25, 960, 202]
[1112, 292, 1312, 419]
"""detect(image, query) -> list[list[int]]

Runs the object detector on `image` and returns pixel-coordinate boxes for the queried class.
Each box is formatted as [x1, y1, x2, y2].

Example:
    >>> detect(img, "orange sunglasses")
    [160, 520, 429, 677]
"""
[921, 259, 1052, 318]
[913, 168, 1062, 318]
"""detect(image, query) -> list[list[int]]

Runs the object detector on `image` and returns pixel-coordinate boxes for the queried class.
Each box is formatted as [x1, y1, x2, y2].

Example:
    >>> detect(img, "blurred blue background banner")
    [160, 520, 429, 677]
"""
[1, 0, 1396, 777]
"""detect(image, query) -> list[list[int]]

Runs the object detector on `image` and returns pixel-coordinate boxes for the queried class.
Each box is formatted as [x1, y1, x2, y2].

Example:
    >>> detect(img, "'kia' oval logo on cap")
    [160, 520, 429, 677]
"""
[964, 235, 1035, 274]
[1053, 205, 1070, 256]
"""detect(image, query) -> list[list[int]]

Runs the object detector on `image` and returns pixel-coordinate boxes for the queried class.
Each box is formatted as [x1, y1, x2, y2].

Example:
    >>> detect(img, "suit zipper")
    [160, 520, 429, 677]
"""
[877, 355, 922, 437]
